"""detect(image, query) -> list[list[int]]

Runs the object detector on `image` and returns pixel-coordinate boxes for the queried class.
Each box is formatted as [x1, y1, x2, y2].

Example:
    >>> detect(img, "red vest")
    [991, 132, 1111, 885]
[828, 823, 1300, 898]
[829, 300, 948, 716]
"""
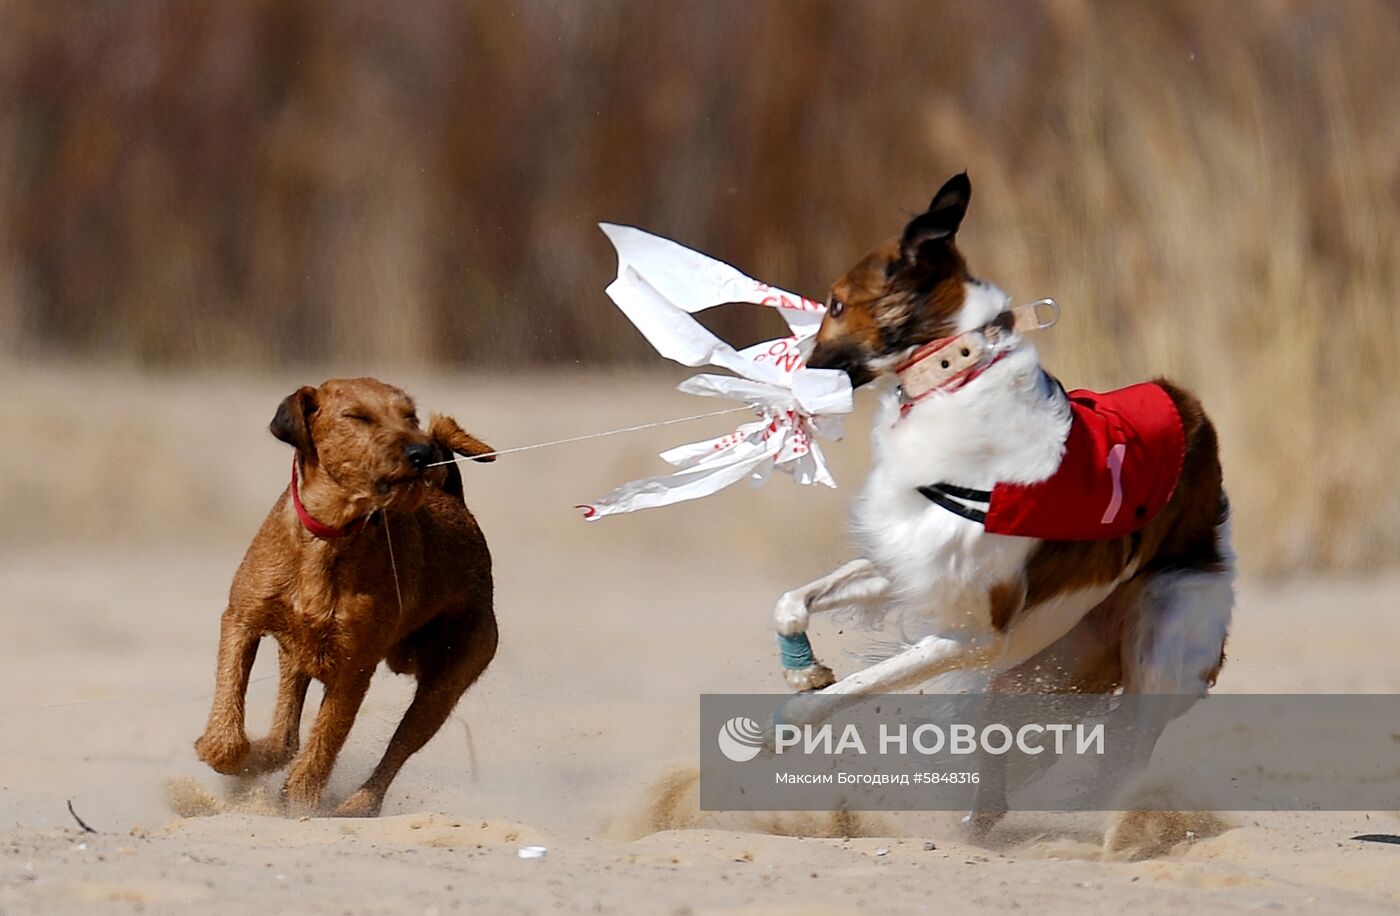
[923, 383, 1185, 541]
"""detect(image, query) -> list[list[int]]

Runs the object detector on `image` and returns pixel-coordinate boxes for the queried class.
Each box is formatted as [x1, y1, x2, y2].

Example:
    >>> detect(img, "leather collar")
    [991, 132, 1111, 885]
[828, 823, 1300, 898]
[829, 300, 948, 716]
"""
[290, 458, 373, 539]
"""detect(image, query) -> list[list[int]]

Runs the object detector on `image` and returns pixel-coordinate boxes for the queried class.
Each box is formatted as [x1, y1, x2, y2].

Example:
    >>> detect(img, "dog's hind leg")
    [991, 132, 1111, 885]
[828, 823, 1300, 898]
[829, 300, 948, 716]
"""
[1109, 566, 1233, 779]
[243, 643, 311, 775]
[334, 608, 499, 818]
[963, 609, 1125, 836]
[773, 558, 890, 692]
[194, 607, 262, 774]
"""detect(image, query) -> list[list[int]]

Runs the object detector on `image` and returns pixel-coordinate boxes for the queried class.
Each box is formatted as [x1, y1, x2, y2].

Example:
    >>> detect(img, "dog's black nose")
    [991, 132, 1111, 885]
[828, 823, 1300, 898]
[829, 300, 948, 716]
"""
[807, 342, 874, 388]
[404, 442, 435, 471]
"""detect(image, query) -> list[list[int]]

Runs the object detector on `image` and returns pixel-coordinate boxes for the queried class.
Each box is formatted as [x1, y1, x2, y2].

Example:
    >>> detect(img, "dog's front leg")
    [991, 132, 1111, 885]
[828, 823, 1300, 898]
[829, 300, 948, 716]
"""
[194, 608, 261, 774]
[244, 643, 311, 774]
[282, 665, 374, 815]
[781, 635, 995, 729]
[773, 558, 890, 692]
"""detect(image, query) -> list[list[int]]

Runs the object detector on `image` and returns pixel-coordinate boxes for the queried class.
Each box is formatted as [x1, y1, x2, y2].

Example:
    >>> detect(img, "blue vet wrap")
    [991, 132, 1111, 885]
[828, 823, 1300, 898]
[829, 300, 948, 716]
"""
[777, 632, 816, 670]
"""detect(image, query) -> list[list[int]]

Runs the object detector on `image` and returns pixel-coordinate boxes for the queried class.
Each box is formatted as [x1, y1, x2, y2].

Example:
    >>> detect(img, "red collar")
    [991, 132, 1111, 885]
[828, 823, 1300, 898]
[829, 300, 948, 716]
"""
[290, 458, 372, 539]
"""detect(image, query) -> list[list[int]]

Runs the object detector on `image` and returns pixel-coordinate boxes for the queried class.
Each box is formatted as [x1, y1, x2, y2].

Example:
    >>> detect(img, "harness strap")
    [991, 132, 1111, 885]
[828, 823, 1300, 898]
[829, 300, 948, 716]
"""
[916, 484, 989, 524]
[932, 482, 991, 502]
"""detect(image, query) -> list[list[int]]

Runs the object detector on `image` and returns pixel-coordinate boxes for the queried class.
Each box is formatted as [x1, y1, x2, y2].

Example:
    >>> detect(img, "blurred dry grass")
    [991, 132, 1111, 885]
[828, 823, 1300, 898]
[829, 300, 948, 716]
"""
[1, 0, 1397, 573]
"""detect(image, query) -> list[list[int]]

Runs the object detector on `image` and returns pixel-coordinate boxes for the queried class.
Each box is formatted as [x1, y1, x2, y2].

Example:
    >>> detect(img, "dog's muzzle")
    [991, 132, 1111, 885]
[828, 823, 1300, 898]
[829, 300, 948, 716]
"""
[806, 342, 874, 388]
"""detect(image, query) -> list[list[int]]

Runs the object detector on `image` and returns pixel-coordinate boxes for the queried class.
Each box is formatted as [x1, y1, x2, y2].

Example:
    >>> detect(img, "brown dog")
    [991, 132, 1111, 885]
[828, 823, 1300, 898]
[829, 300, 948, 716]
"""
[194, 377, 498, 817]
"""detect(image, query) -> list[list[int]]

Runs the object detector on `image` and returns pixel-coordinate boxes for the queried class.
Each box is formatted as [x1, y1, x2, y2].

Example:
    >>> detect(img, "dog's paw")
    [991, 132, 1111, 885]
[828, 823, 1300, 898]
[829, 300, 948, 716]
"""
[331, 788, 384, 819]
[194, 731, 251, 775]
[783, 663, 836, 693]
[772, 591, 810, 636]
[242, 736, 298, 775]
[960, 808, 1007, 839]
[281, 769, 327, 817]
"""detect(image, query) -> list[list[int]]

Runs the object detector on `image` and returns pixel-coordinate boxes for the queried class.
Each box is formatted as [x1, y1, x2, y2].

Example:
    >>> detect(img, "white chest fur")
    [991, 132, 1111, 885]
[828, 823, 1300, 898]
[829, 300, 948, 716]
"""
[850, 345, 1073, 639]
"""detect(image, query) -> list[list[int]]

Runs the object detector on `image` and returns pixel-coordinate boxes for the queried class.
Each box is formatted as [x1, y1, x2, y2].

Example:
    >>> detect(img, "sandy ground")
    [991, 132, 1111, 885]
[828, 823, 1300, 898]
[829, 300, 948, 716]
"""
[3, 363, 1400, 914]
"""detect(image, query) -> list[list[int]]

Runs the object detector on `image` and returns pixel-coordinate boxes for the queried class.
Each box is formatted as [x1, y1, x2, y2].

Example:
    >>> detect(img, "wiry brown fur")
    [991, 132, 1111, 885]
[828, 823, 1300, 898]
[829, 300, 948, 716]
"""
[194, 377, 498, 817]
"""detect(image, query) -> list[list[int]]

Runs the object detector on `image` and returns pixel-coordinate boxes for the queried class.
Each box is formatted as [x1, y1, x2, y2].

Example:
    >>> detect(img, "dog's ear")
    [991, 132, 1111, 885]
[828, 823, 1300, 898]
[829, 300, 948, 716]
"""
[430, 414, 496, 463]
[270, 386, 318, 456]
[900, 172, 971, 264]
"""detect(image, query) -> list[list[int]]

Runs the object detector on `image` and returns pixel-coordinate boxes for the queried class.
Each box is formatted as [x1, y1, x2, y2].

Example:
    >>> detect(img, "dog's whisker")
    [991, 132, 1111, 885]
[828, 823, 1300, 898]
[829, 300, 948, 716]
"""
[382, 512, 405, 620]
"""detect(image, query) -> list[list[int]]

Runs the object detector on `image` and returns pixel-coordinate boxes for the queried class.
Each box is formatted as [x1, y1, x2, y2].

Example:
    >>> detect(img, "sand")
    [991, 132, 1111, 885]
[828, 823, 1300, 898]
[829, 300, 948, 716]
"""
[3, 363, 1400, 914]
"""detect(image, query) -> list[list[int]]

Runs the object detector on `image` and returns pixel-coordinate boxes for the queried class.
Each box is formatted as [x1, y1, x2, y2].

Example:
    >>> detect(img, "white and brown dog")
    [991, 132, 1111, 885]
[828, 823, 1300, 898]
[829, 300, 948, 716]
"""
[774, 173, 1233, 823]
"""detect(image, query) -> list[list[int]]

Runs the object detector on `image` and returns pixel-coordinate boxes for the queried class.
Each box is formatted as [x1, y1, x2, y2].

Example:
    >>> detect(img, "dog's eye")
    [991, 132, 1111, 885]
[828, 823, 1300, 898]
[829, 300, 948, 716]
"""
[343, 412, 372, 423]
[829, 298, 845, 318]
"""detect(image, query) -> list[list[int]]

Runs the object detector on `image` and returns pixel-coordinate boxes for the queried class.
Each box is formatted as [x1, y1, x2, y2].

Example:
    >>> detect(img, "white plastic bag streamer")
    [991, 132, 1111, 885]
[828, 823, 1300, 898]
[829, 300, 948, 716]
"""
[578, 224, 854, 520]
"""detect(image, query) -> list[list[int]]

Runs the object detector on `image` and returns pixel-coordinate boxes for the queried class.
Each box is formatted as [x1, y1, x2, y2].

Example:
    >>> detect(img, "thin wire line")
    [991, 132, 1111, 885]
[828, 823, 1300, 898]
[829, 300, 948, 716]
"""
[3, 406, 755, 719]
[426, 405, 752, 467]
[0, 675, 278, 717]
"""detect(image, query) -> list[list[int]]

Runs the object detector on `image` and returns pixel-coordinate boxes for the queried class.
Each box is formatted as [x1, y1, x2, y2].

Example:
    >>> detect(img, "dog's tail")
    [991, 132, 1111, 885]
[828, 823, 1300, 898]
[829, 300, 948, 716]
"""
[430, 414, 495, 502]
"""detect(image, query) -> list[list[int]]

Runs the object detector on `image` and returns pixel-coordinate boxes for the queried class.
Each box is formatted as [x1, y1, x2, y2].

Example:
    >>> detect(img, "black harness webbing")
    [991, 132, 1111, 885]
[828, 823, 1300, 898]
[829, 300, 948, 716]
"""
[916, 483, 990, 524]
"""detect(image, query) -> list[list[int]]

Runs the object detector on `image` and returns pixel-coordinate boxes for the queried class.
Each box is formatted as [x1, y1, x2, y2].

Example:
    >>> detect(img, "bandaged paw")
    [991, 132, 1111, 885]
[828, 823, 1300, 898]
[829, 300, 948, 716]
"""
[783, 663, 836, 693]
[777, 631, 834, 692]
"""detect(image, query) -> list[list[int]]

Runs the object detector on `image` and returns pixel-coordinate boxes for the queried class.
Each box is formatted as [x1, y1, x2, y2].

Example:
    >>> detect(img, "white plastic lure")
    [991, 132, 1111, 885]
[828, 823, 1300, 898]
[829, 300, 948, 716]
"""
[578, 224, 853, 520]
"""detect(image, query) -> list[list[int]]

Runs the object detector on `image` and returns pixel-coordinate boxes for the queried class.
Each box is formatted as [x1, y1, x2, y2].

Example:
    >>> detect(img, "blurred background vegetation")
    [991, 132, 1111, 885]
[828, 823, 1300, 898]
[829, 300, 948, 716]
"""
[1, 0, 1397, 573]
